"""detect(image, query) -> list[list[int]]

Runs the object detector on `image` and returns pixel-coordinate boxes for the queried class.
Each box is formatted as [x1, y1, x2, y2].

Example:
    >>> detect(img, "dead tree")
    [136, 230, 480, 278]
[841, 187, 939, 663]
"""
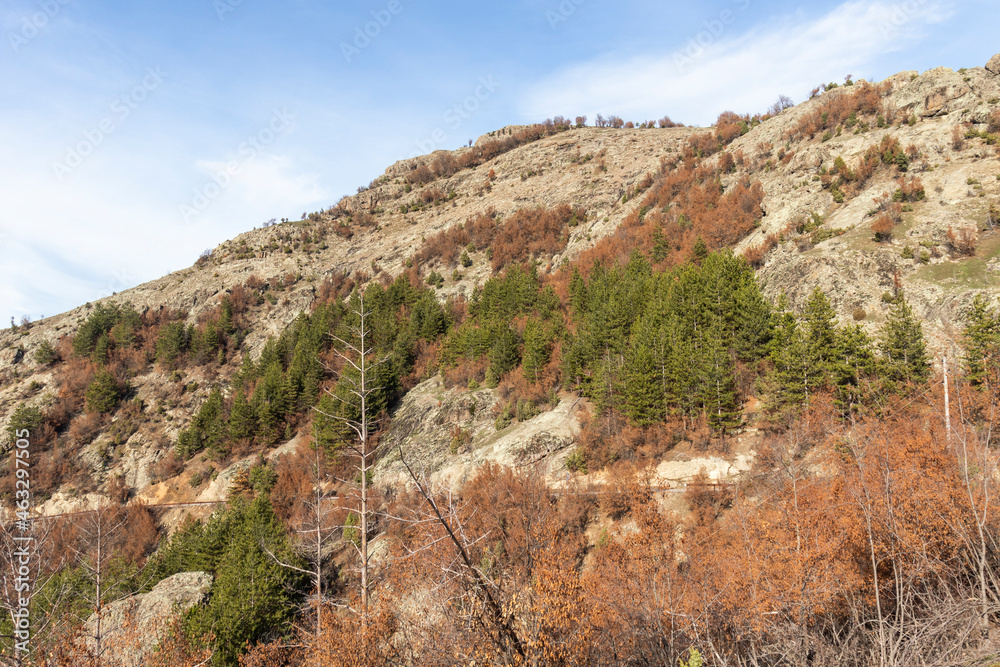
[315, 290, 388, 629]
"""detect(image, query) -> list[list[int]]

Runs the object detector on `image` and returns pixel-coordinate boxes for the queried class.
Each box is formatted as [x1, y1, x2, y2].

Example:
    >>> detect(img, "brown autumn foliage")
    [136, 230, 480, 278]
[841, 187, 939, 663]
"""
[715, 110, 746, 145]
[742, 233, 778, 268]
[952, 124, 966, 150]
[566, 157, 765, 274]
[412, 204, 584, 272]
[788, 81, 889, 140]
[946, 225, 977, 256]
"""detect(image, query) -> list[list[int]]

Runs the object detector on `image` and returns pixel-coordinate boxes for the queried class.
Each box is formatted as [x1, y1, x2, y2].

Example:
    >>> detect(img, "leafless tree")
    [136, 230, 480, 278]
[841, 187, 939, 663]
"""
[314, 291, 388, 630]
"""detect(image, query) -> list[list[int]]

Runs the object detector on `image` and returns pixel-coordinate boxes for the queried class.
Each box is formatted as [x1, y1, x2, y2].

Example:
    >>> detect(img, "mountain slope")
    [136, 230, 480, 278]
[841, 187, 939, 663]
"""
[0, 56, 998, 517]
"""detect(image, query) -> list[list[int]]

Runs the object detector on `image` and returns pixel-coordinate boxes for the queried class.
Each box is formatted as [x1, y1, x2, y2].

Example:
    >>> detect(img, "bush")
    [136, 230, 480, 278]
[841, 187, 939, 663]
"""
[946, 226, 977, 256]
[565, 448, 588, 473]
[34, 339, 60, 365]
[853, 307, 867, 321]
[872, 213, 894, 241]
[952, 125, 966, 151]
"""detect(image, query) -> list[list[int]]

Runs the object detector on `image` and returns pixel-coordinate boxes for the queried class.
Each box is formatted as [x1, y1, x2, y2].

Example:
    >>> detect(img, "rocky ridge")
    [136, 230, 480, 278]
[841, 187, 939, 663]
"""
[0, 56, 998, 517]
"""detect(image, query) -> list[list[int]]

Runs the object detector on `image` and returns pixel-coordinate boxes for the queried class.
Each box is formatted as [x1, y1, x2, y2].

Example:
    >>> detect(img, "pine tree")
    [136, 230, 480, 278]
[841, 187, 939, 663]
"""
[253, 360, 291, 442]
[227, 390, 257, 443]
[803, 288, 838, 370]
[85, 369, 125, 414]
[185, 496, 306, 666]
[831, 324, 878, 415]
[522, 317, 553, 384]
[700, 324, 741, 434]
[622, 320, 665, 426]
[963, 294, 999, 387]
[879, 296, 930, 386]
[733, 280, 773, 362]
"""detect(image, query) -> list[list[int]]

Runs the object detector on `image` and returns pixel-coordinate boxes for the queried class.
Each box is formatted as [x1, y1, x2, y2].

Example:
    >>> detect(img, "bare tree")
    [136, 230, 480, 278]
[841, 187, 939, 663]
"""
[397, 451, 526, 662]
[315, 290, 388, 629]
[264, 442, 340, 657]
[0, 512, 74, 666]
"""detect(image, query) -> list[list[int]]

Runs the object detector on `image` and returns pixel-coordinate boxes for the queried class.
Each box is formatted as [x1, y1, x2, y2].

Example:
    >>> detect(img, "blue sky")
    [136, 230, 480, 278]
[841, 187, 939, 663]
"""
[0, 0, 996, 322]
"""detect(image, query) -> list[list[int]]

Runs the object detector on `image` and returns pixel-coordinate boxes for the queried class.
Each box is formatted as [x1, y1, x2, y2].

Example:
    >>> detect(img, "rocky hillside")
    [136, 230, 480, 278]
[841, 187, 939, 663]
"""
[1, 55, 999, 519]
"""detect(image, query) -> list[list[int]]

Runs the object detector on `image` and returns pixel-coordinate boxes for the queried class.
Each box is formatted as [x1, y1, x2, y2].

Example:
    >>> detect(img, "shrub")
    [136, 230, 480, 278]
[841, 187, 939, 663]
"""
[872, 213, 894, 241]
[68, 413, 104, 445]
[565, 448, 587, 473]
[946, 226, 977, 256]
[853, 307, 867, 321]
[34, 339, 60, 365]
[788, 81, 887, 140]
[952, 125, 965, 151]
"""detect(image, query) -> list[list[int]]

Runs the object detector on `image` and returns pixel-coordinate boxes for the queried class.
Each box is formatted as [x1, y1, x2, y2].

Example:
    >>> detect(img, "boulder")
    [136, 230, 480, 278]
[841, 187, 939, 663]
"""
[987, 53, 1000, 76]
[84, 571, 212, 666]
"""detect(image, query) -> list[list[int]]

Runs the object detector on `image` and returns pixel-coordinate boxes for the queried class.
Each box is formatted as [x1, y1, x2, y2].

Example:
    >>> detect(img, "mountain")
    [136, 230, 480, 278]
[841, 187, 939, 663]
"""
[2, 57, 999, 513]
[1, 54, 1000, 665]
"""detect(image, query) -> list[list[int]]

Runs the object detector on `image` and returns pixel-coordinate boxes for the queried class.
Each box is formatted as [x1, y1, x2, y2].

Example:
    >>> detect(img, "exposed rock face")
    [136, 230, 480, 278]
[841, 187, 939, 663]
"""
[987, 53, 1000, 76]
[375, 376, 585, 489]
[84, 571, 212, 666]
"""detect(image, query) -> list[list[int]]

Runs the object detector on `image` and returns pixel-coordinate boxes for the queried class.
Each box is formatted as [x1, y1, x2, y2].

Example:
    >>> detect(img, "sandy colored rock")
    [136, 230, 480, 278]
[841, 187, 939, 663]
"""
[84, 571, 212, 666]
[986, 53, 1000, 76]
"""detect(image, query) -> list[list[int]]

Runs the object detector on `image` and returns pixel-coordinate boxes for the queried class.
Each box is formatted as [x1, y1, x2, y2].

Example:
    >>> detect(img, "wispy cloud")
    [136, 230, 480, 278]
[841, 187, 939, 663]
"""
[520, 0, 955, 125]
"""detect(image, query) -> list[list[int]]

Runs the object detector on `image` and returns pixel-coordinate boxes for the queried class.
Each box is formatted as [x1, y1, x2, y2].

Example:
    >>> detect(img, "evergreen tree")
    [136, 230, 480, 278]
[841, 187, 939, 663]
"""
[487, 325, 521, 382]
[963, 294, 999, 387]
[184, 496, 306, 666]
[176, 388, 226, 459]
[700, 323, 741, 434]
[253, 360, 291, 442]
[622, 318, 666, 426]
[831, 324, 878, 415]
[227, 390, 256, 443]
[879, 296, 930, 385]
[522, 317, 554, 384]
[85, 369, 125, 414]
[156, 321, 189, 366]
[803, 288, 838, 368]
[733, 280, 773, 361]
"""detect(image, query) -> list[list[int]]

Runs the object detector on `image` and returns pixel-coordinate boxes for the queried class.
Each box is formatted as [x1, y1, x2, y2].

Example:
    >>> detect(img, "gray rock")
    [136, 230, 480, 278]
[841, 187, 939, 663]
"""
[84, 571, 212, 666]
[987, 53, 1000, 76]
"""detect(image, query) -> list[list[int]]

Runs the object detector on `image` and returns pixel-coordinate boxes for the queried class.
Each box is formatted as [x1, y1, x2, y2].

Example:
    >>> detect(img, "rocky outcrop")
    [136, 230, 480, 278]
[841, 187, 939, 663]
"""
[375, 376, 585, 489]
[84, 571, 212, 666]
[987, 53, 1000, 76]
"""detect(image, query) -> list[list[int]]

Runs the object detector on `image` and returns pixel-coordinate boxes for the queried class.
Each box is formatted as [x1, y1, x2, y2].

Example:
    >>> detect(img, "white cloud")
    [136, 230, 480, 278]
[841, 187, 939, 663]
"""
[0, 120, 329, 320]
[519, 0, 955, 126]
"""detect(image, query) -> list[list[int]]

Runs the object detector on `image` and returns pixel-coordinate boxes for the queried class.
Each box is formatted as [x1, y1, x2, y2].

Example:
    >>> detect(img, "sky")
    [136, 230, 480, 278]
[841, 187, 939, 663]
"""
[0, 0, 996, 322]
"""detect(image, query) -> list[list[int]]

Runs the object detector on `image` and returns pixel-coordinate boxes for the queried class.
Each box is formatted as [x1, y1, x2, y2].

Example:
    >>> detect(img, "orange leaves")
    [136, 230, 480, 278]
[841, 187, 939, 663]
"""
[788, 81, 889, 140]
